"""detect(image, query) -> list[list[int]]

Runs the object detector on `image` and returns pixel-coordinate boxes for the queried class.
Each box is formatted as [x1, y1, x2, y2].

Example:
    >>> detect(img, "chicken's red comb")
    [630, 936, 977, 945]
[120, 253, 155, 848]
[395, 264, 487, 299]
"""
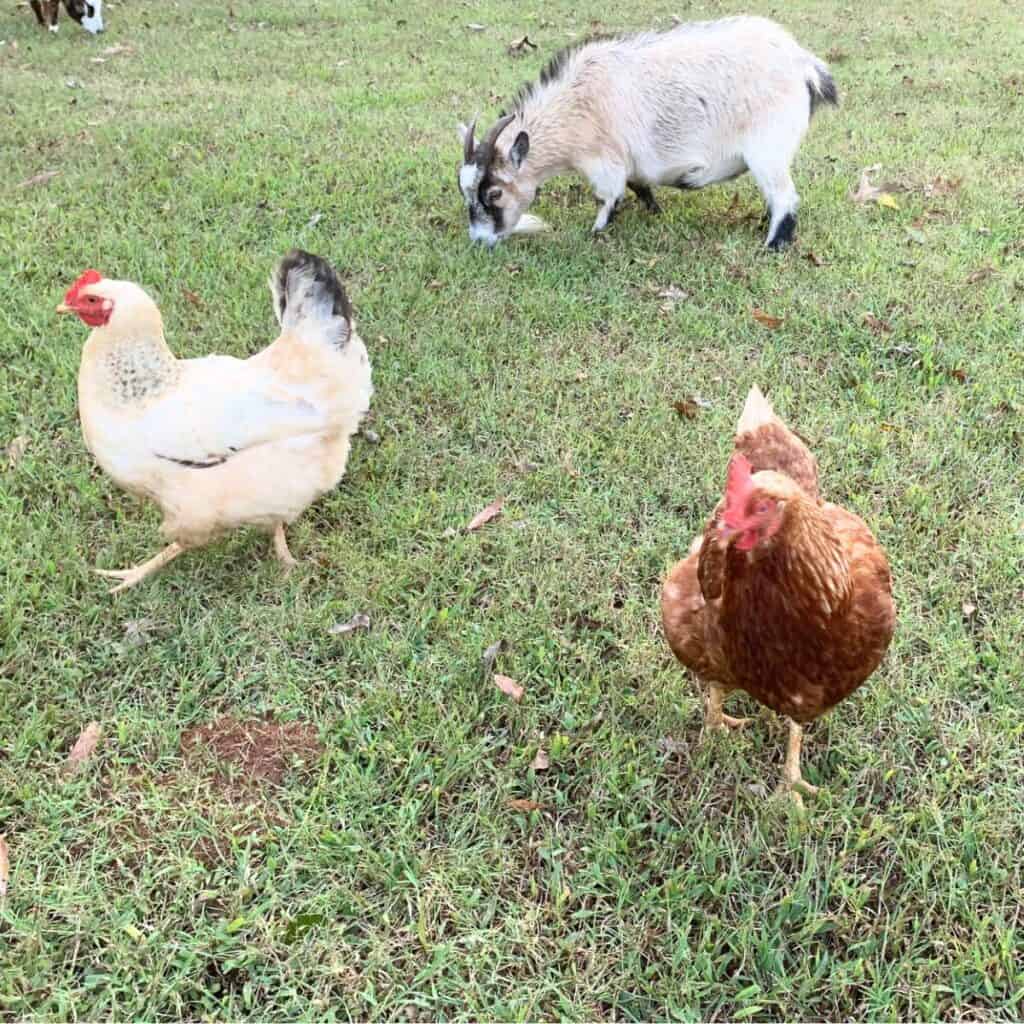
[64, 269, 103, 305]
[723, 454, 754, 527]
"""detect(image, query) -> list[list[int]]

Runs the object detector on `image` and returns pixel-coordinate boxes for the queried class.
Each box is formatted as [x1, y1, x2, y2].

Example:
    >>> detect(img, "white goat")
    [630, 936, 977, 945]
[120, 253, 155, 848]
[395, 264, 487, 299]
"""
[458, 16, 837, 249]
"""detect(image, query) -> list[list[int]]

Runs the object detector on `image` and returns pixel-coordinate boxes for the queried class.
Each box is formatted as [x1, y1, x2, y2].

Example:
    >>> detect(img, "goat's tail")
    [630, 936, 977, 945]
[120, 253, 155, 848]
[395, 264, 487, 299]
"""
[806, 58, 839, 116]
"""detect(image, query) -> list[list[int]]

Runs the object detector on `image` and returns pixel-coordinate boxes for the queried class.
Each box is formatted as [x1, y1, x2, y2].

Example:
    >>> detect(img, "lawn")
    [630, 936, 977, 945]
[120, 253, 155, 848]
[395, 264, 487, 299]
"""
[2, 0, 1023, 1018]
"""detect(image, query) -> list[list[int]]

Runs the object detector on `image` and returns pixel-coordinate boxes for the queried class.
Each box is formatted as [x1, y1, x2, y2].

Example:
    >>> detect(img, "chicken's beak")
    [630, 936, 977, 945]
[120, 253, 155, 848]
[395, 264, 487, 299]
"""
[56, 302, 73, 315]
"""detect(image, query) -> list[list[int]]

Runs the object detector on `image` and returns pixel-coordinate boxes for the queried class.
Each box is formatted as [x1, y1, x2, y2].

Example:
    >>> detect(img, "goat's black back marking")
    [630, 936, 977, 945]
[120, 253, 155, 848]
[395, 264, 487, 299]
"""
[504, 34, 613, 115]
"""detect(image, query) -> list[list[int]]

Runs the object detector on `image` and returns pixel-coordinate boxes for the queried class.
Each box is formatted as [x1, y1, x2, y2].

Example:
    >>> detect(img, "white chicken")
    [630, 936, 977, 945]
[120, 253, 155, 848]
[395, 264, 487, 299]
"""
[58, 250, 373, 593]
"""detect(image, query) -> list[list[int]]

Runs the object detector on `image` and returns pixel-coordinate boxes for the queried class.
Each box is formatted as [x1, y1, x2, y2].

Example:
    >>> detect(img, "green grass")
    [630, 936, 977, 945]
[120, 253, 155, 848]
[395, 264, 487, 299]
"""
[2, 0, 1024, 1018]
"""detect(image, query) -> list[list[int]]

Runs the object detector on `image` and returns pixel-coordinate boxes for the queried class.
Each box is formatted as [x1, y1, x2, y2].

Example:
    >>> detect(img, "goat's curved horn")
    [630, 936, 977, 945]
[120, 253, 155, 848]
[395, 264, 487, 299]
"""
[463, 117, 477, 163]
[483, 113, 515, 152]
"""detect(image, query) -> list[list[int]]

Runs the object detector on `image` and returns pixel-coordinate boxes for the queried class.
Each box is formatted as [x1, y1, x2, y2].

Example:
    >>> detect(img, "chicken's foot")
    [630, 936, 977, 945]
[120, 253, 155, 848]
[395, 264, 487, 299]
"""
[702, 682, 752, 735]
[776, 718, 821, 808]
[272, 523, 298, 570]
[95, 542, 184, 595]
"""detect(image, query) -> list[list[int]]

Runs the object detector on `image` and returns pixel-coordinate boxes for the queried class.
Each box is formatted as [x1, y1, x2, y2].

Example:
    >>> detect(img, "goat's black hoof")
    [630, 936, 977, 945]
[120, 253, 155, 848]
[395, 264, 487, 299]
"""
[628, 182, 661, 214]
[767, 212, 797, 250]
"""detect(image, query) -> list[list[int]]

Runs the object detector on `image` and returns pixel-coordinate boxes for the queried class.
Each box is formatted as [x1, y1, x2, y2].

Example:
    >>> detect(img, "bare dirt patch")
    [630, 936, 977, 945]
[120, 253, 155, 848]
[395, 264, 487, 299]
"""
[181, 716, 323, 784]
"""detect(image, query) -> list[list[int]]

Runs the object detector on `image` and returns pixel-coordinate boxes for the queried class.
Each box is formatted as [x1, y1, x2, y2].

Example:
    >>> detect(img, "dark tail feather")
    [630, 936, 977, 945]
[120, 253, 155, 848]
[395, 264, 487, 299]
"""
[270, 249, 352, 349]
[807, 65, 839, 116]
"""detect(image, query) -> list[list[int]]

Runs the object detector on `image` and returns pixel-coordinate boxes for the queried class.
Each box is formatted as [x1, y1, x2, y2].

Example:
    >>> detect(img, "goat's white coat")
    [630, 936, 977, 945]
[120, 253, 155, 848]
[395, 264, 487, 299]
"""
[459, 16, 835, 247]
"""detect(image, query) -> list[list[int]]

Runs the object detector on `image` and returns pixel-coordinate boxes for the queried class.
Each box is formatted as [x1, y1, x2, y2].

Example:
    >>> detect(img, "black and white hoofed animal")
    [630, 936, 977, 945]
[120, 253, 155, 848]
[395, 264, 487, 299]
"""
[458, 17, 837, 250]
[29, 0, 103, 33]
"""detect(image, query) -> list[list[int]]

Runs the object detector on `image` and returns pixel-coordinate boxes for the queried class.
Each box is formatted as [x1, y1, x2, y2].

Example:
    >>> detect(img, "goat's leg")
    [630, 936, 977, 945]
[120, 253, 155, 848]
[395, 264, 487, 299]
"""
[585, 162, 628, 233]
[629, 181, 662, 214]
[745, 133, 803, 250]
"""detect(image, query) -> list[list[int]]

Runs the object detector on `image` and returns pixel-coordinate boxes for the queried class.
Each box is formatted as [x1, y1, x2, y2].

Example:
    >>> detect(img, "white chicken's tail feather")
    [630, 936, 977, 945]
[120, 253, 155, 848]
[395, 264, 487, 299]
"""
[736, 383, 775, 434]
[270, 249, 352, 350]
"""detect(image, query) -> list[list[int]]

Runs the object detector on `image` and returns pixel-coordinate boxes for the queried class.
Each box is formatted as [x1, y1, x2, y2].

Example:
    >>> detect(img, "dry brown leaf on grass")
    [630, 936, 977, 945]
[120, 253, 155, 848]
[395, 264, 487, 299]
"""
[102, 43, 134, 57]
[656, 284, 690, 314]
[852, 166, 902, 209]
[962, 601, 977, 619]
[531, 748, 550, 771]
[65, 722, 102, 776]
[481, 640, 505, 675]
[508, 798, 543, 812]
[0, 835, 9, 898]
[752, 308, 783, 329]
[123, 617, 160, 647]
[494, 673, 524, 702]
[466, 498, 504, 532]
[6, 435, 28, 467]
[803, 250, 826, 267]
[863, 313, 893, 335]
[508, 35, 537, 56]
[561, 451, 581, 478]
[329, 612, 371, 636]
[182, 288, 204, 308]
[924, 176, 962, 197]
[18, 170, 59, 189]
[673, 398, 700, 420]
[965, 266, 996, 284]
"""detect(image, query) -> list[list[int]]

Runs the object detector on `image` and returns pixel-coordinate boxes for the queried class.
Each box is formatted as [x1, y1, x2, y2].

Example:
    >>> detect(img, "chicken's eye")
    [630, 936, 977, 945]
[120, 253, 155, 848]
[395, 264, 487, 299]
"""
[755, 501, 772, 515]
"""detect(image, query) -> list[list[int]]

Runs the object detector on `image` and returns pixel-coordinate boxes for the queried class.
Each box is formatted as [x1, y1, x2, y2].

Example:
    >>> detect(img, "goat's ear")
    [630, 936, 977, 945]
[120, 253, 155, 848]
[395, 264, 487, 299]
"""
[457, 122, 474, 146]
[508, 131, 530, 169]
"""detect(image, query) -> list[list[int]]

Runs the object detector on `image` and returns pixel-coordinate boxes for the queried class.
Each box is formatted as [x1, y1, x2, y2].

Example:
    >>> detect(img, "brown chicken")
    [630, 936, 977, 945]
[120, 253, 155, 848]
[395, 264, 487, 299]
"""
[661, 385, 895, 804]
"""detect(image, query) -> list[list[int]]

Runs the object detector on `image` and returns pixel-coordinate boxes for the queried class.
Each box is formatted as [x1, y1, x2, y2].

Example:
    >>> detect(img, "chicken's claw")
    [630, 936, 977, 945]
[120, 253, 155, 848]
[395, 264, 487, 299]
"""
[701, 683, 751, 736]
[703, 712, 752, 737]
[776, 718, 821, 808]
[93, 542, 184, 595]
[95, 566, 147, 595]
[775, 776, 821, 809]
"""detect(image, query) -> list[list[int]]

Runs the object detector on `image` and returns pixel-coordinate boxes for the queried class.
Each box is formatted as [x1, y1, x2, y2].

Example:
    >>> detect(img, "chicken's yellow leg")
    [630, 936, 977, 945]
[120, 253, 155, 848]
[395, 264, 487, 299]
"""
[702, 682, 752, 734]
[776, 718, 821, 807]
[272, 523, 298, 569]
[95, 542, 184, 595]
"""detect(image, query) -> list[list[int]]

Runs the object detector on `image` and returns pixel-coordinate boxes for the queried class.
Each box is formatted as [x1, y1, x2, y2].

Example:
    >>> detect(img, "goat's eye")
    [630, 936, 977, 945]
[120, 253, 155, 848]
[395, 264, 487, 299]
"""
[486, 187, 503, 203]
